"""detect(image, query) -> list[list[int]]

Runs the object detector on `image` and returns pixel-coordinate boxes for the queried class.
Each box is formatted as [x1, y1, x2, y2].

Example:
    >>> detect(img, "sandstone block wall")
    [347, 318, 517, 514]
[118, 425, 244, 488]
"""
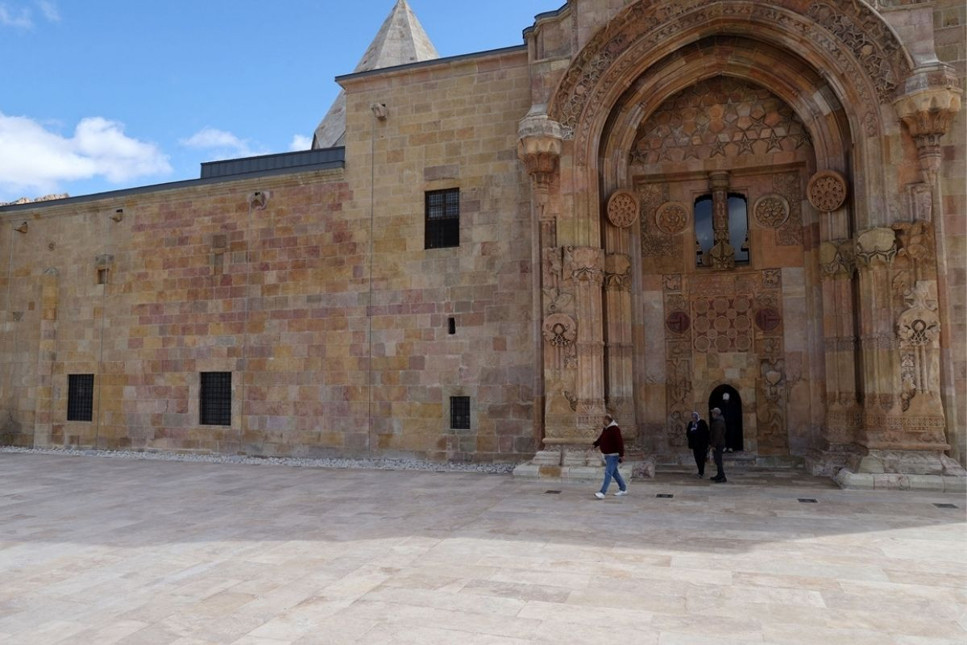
[0, 47, 538, 462]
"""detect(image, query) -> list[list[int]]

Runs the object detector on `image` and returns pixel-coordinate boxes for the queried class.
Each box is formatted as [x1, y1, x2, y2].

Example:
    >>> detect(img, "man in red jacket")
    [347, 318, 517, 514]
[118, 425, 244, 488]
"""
[592, 413, 628, 499]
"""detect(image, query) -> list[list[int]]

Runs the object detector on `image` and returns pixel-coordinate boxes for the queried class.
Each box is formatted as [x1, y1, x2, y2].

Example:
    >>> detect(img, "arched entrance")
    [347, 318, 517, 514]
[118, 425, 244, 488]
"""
[709, 384, 743, 452]
[523, 0, 959, 480]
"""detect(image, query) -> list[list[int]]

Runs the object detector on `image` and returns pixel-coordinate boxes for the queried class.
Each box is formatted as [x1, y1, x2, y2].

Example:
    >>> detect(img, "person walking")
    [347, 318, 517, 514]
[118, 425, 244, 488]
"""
[685, 411, 710, 478]
[592, 413, 627, 499]
[709, 407, 727, 483]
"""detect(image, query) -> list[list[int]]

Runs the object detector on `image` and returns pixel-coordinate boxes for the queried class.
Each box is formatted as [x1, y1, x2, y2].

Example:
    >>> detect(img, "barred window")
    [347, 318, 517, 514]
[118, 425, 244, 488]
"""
[450, 396, 470, 430]
[67, 374, 94, 422]
[425, 188, 460, 249]
[200, 372, 232, 426]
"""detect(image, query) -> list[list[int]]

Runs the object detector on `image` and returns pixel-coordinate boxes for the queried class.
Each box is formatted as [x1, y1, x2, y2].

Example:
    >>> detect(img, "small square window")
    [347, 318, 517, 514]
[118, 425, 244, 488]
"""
[200, 372, 232, 426]
[450, 396, 470, 430]
[67, 374, 94, 422]
[425, 188, 459, 249]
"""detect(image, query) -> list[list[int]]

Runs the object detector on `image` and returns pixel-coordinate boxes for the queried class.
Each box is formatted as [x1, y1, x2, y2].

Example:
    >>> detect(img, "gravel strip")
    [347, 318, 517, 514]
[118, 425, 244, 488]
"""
[0, 445, 518, 475]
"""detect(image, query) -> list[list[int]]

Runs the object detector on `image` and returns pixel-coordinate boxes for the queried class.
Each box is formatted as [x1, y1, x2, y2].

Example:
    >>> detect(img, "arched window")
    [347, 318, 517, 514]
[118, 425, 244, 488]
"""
[729, 193, 750, 264]
[694, 195, 713, 266]
[693, 193, 750, 266]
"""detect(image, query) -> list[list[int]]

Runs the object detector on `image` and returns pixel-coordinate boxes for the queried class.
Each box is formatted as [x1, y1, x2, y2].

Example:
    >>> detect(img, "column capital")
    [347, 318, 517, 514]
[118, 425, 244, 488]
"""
[517, 110, 563, 184]
[893, 64, 963, 184]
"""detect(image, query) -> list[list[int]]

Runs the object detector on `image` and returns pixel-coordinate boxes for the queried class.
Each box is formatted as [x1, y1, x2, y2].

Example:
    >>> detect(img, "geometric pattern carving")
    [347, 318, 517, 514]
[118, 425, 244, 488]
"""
[807, 170, 848, 212]
[656, 201, 688, 234]
[753, 195, 790, 228]
[607, 190, 640, 228]
[631, 77, 811, 165]
[552, 0, 910, 160]
[692, 296, 753, 353]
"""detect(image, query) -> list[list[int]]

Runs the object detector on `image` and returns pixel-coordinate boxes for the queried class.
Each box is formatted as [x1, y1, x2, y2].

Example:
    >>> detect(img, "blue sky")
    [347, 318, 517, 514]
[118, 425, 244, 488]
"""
[0, 1, 557, 203]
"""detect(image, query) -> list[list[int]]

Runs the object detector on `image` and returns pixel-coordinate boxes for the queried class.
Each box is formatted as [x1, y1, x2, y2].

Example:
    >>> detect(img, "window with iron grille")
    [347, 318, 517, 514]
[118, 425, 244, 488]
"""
[67, 374, 94, 422]
[425, 188, 460, 249]
[200, 372, 232, 426]
[450, 396, 470, 430]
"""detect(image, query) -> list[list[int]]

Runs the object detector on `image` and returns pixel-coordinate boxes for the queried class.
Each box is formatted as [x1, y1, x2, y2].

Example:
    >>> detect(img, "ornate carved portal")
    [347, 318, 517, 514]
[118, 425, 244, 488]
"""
[518, 1, 960, 478]
[612, 75, 816, 460]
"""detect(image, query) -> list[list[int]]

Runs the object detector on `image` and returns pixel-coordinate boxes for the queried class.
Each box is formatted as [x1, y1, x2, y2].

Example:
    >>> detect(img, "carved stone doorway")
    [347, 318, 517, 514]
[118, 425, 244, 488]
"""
[709, 384, 743, 452]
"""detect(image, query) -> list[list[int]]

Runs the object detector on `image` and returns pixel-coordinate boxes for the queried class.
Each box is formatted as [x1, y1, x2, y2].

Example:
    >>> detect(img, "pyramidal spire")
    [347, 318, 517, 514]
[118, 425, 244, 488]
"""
[311, 0, 440, 149]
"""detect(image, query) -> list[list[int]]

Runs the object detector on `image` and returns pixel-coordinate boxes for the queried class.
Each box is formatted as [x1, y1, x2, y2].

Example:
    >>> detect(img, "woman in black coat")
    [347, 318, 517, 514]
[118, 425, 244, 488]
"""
[685, 411, 710, 478]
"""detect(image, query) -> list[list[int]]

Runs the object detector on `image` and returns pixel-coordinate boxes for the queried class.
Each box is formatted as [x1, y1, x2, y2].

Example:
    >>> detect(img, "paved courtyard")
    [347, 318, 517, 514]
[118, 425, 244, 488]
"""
[0, 451, 965, 644]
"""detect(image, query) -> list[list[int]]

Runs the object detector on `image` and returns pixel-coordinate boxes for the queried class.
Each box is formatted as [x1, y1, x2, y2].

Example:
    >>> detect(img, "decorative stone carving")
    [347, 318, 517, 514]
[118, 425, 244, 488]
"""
[551, 0, 908, 158]
[607, 190, 639, 228]
[807, 170, 847, 213]
[906, 183, 933, 222]
[543, 313, 578, 348]
[663, 274, 682, 293]
[632, 78, 812, 165]
[819, 239, 856, 277]
[641, 234, 676, 258]
[665, 311, 690, 335]
[754, 307, 782, 333]
[564, 246, 604, 284]
[893, 64, 963, 184]
[855, 228, 897, 267]
[893, 219, 936, 268]
[655, 202, 688, 235]
[604, 253, 632, 291]
[692, 296, 754, 353]
[543, 313, 578, 370]
[707, 241, 736, 270]
[753, 195, 789, 228]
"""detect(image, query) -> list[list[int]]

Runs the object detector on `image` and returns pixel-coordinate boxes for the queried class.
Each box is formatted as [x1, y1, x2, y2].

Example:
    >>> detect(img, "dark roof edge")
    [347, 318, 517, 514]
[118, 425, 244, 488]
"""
[336, 44, 527, 83]
[0, 160, 345, 214]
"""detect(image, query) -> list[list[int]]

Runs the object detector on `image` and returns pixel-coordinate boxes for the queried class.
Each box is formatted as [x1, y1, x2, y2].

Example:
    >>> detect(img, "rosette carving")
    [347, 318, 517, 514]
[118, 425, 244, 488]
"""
[807, 170, 847, 212]
[607, 190, 639, 228]
[655, 202, 688, 235]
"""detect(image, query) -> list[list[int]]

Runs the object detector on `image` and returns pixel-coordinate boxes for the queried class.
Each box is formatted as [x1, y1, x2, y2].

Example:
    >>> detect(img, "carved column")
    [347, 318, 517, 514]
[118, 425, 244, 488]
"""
[818, 239, 860, 452]
[854, 227, 899, 450]
[707, 171, 735, 269]
[892, 65, 963, 466]
[603, 190, 638, 436]
[518, 112, 581, 462]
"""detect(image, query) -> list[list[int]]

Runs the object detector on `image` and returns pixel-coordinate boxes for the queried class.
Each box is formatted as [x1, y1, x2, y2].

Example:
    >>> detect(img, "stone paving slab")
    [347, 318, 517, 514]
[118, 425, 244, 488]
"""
[0, 452, 965, 644]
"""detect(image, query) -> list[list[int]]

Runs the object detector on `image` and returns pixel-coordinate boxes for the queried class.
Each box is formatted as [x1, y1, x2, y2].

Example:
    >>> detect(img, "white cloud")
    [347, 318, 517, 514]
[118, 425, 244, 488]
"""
[289, 134, 312, 151]
[0, 1, 58, 28]
[0, 4, 32, 27]
[180, 127, 258, 159]
[0, 112, 172, 199]
[36, 0, 59, 22]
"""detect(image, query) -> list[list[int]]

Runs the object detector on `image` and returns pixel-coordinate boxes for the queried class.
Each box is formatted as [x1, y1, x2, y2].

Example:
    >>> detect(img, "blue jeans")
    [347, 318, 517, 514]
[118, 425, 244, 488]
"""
[599, 454, 626, 494]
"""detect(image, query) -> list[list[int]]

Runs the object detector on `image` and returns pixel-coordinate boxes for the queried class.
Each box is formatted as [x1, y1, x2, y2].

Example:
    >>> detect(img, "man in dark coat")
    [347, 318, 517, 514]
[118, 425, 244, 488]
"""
[685, 411, 710, 478]
[709, 407, 727, 483]
[592, 413, 627, 498]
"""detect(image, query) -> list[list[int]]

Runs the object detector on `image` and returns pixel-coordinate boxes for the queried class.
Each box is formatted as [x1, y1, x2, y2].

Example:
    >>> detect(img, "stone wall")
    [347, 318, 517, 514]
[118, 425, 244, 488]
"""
[0, 47, 538, 463]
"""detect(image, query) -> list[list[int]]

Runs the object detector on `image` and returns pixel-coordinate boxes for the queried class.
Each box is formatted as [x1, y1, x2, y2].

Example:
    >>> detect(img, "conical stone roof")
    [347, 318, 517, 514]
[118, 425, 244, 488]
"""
[311, 0, 439, 149]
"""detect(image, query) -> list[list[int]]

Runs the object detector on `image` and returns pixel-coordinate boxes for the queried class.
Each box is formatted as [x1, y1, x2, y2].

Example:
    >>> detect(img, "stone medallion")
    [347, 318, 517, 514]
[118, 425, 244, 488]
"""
[607, 190, 639, 228]
[655, 201, 688, 235]
[753, 194, 790, 228]
[807, 170, 848, 212]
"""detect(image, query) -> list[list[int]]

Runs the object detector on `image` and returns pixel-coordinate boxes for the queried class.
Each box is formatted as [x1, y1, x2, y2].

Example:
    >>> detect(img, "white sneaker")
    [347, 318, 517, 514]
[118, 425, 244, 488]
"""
[614, 490, 628, 496]
[594, 492, 605, 499]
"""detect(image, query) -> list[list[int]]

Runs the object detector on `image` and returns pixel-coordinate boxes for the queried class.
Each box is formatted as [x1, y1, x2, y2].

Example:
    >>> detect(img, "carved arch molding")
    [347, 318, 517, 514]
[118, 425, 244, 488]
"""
[549, 0, 911, 153]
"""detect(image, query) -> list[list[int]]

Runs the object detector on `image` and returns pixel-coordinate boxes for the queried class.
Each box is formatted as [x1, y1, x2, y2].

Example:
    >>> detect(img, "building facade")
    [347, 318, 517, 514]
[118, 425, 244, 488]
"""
[1, 0, 964, 486]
